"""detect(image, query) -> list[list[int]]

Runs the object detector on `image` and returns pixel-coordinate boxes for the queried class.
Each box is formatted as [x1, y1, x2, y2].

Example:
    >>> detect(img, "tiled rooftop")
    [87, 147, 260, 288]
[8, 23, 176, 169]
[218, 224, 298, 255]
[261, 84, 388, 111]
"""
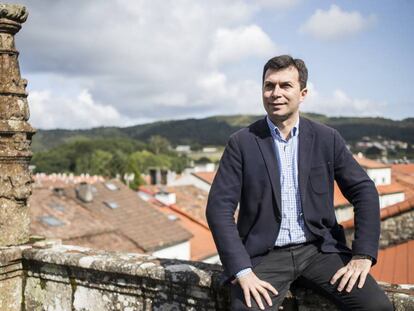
[354, 156, 390, 169]
[140, 185, 208, 224]
[341, 197, 414, 229]
[140, 185, 217, 261]
[392, 163, 414, 197]
[33, 173, 105, 189]
[392, 163, 414, 175]
[334, 181, 405, 207]
[371, 239, 414, 284]
[66, 179, 193, 252]
[29, 187, 143, 253]
[191, 171, 216, 185]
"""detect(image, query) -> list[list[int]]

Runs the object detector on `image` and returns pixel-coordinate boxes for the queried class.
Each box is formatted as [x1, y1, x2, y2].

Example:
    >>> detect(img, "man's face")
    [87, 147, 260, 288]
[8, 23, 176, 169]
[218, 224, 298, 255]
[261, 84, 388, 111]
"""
[262, 66, 307, 123]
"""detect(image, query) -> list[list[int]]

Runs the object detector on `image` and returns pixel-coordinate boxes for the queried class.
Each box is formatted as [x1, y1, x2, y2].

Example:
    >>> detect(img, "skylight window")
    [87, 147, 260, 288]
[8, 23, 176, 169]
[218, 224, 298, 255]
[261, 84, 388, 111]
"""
[104, 201, 119, 209]
[48, 202, 65, 212]
[39, 216, 64, 227]
[105, 182, 118, 191]
[167, 214, 178, 221]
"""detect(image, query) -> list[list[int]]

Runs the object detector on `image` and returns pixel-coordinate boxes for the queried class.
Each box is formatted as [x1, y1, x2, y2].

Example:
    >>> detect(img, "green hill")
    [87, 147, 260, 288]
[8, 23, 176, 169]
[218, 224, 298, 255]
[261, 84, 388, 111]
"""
[31, 113, 414, 153]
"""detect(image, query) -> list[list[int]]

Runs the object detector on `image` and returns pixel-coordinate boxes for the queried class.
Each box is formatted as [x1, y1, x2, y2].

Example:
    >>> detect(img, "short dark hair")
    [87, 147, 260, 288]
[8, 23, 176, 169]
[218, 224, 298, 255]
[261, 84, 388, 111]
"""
[262, 55, 308, 90]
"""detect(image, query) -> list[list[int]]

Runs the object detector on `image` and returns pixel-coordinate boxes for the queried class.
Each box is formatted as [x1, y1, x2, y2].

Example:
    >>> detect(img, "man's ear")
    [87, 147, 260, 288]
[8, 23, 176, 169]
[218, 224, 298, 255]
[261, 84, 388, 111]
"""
[300, 87, 308, 102]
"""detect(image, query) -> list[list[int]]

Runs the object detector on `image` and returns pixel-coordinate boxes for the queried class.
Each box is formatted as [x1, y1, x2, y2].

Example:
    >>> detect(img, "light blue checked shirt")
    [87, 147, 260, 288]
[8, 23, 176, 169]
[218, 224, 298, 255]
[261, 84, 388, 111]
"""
[236, 116, 314, 278]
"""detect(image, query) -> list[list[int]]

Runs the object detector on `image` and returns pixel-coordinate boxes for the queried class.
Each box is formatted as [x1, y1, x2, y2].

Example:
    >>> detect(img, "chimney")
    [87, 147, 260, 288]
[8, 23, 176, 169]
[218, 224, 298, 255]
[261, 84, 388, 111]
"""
[76, 182, 94, 203]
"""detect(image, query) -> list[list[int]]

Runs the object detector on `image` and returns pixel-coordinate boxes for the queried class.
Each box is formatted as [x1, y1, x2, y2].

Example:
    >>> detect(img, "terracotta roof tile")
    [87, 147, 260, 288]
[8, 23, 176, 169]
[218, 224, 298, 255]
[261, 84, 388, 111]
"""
[392, 163, 414, 175]
[33, 173, 104, 189]
[354, 156, 390, 169]
[392, 164, 414, 199]
[29, 188, 144, 253]
[66, 232, 144, 253]
[335, 181, 405, 208]
[341, 197, 414, 229]
[140, 185, 208, 225]
[153, 205, 217, 261]
[192, 171, 216, 185]
[141, 185, 218, 261]
[65, 179, 192, 252]
[29, 188, 114, 239]
[377, 183, 405, 195]
[371, 240, 414, 284]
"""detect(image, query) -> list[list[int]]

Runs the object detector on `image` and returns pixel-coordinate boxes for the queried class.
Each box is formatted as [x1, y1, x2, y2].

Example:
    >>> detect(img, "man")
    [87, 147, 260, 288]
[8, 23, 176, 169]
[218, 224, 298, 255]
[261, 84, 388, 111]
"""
[206, 55, 393, 310]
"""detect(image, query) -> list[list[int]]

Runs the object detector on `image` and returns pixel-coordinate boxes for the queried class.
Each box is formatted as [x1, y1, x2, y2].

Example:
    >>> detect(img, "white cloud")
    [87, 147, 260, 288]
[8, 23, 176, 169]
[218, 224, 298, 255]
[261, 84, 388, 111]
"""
[299, 5, 377, 40]
[28, 89, 142, 129]
[8, 0, 278, 128]
[208, 25, 277, 66]
[196, 72, 262, 114]
[254, 0, 300, 9]
[302, 82, 386, 117]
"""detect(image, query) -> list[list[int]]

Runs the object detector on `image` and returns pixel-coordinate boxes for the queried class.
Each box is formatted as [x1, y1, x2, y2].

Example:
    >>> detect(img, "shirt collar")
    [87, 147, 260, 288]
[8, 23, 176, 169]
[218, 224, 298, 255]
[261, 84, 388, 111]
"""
[266, 115, 300, 139]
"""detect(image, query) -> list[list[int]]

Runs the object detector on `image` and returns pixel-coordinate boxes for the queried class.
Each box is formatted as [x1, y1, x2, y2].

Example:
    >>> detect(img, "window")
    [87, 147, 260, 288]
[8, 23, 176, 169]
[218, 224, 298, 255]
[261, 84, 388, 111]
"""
[39, 216, 64, 227]
[48, 202, 65, 212]
[104, 201, 119, 209]
[105, 182, 118, 191]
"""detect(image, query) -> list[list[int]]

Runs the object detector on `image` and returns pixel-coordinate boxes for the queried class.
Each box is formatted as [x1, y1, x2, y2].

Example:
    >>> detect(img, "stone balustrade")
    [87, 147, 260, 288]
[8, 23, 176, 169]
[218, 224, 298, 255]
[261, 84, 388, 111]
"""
[1, 241, 413, 311]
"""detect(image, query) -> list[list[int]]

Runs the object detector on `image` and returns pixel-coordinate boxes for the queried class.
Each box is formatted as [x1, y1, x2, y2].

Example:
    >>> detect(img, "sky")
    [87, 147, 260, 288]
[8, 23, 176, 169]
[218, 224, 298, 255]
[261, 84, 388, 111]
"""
[7, 0, 414, 129]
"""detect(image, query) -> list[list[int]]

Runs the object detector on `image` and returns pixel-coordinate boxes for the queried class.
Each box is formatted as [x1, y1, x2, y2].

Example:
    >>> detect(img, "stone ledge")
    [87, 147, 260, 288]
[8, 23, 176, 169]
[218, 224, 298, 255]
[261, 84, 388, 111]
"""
[22, 244, 223, 288]
[0, 243, 412, 310]
[0, 245, 30, 265]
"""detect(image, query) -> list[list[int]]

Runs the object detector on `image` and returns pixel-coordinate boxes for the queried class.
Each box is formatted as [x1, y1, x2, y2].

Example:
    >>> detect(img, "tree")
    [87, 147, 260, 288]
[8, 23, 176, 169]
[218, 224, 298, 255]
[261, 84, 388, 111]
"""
[148, 135, 170, 155]
[75, 149, 113, 176]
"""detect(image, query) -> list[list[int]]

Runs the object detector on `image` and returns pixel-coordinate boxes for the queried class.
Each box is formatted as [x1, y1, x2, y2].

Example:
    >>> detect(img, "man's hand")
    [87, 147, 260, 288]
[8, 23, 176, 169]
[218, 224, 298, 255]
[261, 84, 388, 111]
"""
[233, 271, 278, 310]
[330, 256, 372, 293]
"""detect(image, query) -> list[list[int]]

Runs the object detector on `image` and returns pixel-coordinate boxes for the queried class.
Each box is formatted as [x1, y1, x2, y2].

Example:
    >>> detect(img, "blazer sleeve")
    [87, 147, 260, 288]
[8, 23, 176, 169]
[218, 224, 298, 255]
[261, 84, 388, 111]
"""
[206, 134, 252, 277]
[333, 129, 381, 264]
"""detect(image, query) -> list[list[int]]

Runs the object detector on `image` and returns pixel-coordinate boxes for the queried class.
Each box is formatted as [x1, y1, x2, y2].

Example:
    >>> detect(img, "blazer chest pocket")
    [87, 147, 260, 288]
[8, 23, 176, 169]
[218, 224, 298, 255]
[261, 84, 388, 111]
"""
[309, 165, 329, 194]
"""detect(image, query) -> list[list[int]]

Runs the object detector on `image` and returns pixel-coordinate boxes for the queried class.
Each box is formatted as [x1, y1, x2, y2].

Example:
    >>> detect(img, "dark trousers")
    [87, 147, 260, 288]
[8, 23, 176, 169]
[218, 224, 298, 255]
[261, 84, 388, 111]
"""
[230, 242, 393, 310]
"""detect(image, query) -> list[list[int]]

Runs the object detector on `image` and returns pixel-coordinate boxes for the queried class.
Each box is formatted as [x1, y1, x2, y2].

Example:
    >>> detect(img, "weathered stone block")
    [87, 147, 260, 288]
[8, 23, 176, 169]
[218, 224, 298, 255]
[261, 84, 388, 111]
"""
[73, 285, 145, 311]
[24, 276, 72, 311]
[0, 198, 29, 245]
[0, 261, 22, 311]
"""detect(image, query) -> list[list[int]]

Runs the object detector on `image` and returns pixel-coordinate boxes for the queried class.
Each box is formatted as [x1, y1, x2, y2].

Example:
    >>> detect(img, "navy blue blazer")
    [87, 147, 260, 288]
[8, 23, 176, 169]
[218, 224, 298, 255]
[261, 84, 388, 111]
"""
[206, 116, 380, 284]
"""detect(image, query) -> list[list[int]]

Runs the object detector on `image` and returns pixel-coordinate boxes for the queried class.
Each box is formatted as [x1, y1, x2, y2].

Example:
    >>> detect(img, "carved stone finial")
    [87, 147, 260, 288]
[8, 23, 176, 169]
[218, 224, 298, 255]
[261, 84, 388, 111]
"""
[0, 3, 34, 245]
[0, 4, 28, 23]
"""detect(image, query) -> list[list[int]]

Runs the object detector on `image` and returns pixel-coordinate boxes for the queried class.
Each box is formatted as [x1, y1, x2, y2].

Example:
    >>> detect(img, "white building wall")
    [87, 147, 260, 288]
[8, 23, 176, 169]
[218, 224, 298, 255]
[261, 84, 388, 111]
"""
[152, 241, 190, 260]
[379, 192, 405, 208]
[194, 163, 216, 172]
[366, 168, 391, 186]
[335, 205, 354, 223]
[202, 254, 221, 265]
[336, 192, 405, 223]
[168, 174, 211, 192]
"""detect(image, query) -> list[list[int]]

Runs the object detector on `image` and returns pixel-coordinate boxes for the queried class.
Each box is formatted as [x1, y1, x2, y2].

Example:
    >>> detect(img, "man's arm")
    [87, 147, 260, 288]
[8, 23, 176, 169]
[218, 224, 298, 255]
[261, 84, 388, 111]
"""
[206, 134, 252, 277]
[206, 135, 278, 309]
[330, 129, 380, 292]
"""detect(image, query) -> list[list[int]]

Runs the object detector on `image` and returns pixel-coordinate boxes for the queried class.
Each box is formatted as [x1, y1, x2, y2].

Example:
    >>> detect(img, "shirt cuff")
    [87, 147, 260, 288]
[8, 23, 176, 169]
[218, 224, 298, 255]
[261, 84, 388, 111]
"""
[236, 267, 252, 279]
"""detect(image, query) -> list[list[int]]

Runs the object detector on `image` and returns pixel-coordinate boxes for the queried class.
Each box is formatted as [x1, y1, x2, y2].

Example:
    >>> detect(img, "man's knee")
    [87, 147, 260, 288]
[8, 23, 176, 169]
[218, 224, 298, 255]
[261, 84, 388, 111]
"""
[362, 294, 393, 311]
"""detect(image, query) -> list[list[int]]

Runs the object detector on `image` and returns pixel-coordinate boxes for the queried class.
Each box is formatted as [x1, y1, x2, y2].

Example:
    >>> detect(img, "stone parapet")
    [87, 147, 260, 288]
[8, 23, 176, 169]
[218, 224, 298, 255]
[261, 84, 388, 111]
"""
[0, 243, 408, 310]
[345, 208, 414, 248]
[22, 243, 228, 310]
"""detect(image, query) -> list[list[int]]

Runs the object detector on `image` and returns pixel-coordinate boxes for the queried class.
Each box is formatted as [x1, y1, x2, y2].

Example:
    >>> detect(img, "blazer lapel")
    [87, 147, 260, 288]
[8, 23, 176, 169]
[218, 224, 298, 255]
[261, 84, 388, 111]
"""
[298, 117, 315, 207]
[254, 117, 282, 214]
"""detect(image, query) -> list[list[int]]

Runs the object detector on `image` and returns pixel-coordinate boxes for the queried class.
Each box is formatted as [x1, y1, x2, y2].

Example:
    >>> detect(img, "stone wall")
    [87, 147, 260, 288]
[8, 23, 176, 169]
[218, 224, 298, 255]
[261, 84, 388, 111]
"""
[0, 241, 413, 311]
[345, 208, 414, 248]
[379, 208, 414, 248]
